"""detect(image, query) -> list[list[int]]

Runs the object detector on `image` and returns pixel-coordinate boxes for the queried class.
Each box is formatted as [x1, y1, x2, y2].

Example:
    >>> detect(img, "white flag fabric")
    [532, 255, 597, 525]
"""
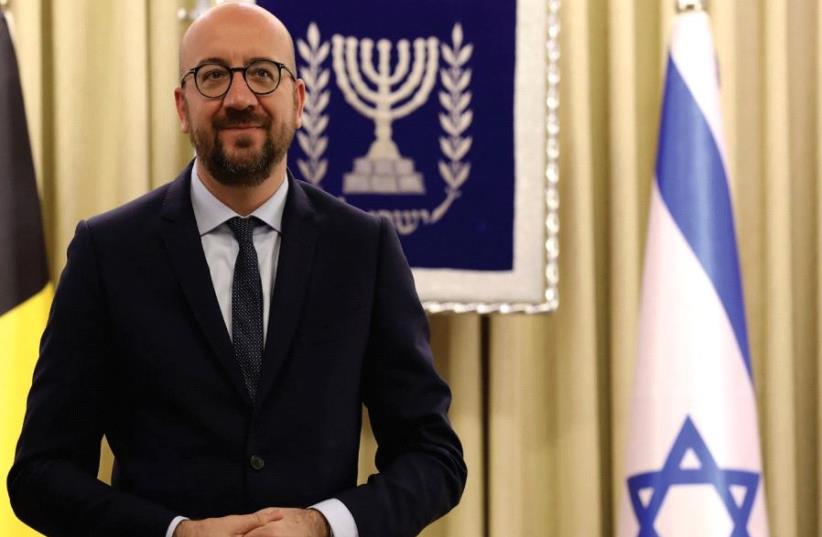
[617, 10, 769, 537]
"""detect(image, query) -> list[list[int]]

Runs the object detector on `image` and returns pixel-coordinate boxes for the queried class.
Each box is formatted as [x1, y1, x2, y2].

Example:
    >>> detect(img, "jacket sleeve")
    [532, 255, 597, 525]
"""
[7, 220, 177, 537]
[335, 217, 467, 537]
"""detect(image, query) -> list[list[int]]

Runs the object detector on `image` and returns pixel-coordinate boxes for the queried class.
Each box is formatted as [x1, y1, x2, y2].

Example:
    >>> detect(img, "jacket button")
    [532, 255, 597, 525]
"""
[249, 455, 265, 471]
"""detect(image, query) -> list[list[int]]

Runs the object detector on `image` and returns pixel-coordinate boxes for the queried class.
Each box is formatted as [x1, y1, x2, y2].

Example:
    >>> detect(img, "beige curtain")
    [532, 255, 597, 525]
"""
[7, 0, 822, 536]
[8, 0, 191, 275]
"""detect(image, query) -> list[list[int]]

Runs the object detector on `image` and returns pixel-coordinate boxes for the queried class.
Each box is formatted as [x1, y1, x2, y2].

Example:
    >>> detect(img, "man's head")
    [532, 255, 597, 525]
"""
[174, 3, 305, 188]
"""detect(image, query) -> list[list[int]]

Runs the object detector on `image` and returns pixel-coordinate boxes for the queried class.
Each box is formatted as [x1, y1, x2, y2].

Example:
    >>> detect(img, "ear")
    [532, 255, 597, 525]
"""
[293, 79, 307, 129]
[174, 87, 190, 133]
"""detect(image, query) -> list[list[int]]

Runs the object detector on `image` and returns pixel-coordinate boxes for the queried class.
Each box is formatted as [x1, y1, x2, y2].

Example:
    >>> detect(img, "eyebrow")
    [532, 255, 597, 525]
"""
[193, 56, 281, 68]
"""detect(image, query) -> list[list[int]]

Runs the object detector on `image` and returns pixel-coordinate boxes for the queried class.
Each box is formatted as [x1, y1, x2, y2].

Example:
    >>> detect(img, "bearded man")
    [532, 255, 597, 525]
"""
[7, 4, 466, 537]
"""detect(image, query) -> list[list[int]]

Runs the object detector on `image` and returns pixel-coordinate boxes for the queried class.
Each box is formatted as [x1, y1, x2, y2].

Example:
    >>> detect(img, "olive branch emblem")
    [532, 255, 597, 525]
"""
[435, 23, 473, 223]
[296, 23, 330, 185]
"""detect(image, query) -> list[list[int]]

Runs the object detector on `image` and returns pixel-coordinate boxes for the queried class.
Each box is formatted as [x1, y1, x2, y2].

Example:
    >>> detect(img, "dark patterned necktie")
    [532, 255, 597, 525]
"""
[226, 216, 263, 400]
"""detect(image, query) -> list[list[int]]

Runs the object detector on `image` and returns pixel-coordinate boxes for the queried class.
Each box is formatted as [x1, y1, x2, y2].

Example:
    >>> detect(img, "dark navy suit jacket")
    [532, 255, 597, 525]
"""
[8, 164, 466, 537]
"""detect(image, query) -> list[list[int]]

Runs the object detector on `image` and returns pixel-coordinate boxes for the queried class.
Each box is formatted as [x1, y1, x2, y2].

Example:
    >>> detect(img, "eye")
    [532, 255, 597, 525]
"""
[204, 69, 228, 80]
[249, 67, 275, 80]
[197, 66, 229, 83]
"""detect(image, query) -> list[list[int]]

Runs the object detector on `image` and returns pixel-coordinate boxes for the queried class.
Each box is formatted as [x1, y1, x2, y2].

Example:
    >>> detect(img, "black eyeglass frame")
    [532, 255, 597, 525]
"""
[180, 59, 297, 99]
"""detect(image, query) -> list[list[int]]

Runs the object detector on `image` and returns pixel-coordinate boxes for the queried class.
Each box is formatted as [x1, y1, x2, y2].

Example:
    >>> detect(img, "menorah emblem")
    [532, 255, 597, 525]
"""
[332, 33, 439, 195]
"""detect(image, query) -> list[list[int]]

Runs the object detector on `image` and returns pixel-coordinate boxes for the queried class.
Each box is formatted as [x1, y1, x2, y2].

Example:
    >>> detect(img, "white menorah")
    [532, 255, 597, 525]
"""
[332, 34, 439, 195]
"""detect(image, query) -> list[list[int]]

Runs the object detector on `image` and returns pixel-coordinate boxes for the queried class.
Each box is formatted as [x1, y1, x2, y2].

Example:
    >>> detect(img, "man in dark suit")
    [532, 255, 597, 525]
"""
[7, 4, 466, 537]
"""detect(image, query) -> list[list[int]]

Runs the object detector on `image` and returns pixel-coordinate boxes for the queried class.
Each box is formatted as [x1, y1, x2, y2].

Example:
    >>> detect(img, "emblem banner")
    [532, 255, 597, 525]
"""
[259, 0, 557, 310]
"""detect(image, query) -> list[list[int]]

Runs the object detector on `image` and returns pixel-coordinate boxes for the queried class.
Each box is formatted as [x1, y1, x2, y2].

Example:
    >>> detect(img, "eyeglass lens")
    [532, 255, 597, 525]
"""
[195, 60, 282, 98]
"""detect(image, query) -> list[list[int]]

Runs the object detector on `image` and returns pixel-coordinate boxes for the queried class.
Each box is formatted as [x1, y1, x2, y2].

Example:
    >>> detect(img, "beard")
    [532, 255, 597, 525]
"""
[189, 107, 295, 187]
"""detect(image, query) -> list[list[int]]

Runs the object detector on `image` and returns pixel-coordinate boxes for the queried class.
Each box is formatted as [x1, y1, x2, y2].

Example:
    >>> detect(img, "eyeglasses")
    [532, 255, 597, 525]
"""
[180, 59, 296, 99]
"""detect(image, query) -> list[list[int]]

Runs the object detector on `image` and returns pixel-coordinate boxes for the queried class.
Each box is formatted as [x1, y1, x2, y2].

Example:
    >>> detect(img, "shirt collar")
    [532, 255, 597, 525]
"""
[190, 159, 288, 236]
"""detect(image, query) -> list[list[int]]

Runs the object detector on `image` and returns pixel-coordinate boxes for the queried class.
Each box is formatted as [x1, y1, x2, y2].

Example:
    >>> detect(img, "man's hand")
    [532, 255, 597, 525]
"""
[174, 508, 283, 537]
[242, 508, 331, 537]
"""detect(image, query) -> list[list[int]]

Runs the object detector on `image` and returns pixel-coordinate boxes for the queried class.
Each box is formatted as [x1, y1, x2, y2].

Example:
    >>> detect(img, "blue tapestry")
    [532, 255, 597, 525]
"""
[259, 0, 517, 271]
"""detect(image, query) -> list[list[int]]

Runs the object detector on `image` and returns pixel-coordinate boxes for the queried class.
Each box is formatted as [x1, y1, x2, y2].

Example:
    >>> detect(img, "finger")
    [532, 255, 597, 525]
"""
[226, 510, 283, 533]
[254, 507, 284, 523]
[242, 521, 277, 537]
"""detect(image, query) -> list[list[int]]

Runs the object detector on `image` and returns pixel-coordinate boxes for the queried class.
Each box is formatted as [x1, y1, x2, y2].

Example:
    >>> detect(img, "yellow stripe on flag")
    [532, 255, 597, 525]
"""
[0, 284, 52, 537]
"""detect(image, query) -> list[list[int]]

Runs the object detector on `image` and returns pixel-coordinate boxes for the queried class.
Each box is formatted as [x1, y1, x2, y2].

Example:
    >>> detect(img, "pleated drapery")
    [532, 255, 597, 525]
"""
[7, 1, 822, 536]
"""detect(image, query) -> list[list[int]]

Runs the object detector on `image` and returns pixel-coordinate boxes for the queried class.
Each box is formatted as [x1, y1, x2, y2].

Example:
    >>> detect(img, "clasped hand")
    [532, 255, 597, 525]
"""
[174, 507, 331, 537]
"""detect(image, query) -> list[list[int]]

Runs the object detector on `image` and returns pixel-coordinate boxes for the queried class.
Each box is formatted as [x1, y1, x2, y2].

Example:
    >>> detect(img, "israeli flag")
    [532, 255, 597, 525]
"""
[617, 9, 769, 537]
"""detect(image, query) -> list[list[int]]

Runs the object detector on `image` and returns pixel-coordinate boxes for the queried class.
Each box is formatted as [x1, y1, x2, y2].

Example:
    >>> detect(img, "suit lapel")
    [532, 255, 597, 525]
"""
[256, 172, 319, 406]
[159, 164, 252, 407]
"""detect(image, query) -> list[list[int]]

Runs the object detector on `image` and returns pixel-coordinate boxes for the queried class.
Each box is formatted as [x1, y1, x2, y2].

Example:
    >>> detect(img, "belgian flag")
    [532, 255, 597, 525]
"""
[0, 11, 51, 536]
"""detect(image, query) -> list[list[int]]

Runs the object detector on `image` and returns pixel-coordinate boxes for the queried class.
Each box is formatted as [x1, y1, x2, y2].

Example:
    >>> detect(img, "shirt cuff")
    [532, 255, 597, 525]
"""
[310, 498, 359, 537]
[165, 516, 189, 537]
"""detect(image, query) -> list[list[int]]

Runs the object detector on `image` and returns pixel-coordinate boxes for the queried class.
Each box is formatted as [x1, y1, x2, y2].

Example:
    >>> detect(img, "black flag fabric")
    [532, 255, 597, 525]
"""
[0, 11, 48, 315]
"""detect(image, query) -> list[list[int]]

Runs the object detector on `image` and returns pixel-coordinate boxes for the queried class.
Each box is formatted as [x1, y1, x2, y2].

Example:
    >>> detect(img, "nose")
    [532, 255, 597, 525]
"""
[222, 70, 257, 110]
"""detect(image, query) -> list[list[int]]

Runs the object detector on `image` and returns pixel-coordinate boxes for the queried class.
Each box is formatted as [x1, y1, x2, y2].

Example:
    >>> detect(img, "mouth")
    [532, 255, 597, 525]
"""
[218, 126, 265, 143]
[220, 125, 263, 131]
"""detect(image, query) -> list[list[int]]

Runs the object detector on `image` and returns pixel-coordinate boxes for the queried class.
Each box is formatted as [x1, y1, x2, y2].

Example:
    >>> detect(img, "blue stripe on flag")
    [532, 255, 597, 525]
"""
[655, 56, 752, 378]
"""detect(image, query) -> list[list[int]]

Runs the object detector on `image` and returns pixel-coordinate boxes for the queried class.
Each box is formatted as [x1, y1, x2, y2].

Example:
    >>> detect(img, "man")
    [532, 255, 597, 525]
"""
[7, 4, 466, 537]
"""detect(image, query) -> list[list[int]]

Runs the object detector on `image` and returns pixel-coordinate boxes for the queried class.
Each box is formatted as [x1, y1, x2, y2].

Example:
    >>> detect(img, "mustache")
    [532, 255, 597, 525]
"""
[213, 110, 271, 130]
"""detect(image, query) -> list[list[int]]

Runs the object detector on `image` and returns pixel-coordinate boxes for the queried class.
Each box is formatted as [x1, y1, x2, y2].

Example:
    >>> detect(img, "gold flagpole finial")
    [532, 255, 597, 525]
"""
[676, 0, 706, 13]
[0, 0, 10, 13]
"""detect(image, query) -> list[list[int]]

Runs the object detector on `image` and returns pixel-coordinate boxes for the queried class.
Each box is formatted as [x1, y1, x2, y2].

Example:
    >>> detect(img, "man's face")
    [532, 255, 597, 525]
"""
[174, 8, 305, 187]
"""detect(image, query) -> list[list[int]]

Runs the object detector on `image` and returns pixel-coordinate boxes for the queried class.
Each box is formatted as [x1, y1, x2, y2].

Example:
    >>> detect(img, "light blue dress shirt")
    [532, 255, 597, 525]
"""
[164, 162, 359, 537]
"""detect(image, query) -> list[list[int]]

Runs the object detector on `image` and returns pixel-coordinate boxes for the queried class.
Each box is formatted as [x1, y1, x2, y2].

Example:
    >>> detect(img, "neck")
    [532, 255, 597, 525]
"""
[195, 159, 286, 216]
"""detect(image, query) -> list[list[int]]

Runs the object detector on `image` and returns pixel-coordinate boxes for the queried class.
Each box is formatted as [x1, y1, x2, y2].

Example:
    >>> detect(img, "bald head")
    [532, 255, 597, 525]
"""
[178, 3, 297, 79]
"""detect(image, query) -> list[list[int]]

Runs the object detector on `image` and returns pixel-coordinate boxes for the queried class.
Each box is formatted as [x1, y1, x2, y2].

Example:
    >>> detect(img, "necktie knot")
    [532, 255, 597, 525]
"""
[227, 216, 256, 246]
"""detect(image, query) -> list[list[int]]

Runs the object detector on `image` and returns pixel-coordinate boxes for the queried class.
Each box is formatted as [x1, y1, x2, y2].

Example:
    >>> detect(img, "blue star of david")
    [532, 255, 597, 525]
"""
[627, 416, 759, 537]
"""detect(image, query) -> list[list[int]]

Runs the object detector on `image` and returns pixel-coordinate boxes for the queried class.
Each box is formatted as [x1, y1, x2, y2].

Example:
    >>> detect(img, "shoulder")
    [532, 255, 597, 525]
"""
[74, 169, 188, 263]
[81, 162, 192, 240]
[293, 178, 385, 236]
[86, 184, 170, 229]
[83, 163, 193, 237]
[81, 183, 172, 246]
